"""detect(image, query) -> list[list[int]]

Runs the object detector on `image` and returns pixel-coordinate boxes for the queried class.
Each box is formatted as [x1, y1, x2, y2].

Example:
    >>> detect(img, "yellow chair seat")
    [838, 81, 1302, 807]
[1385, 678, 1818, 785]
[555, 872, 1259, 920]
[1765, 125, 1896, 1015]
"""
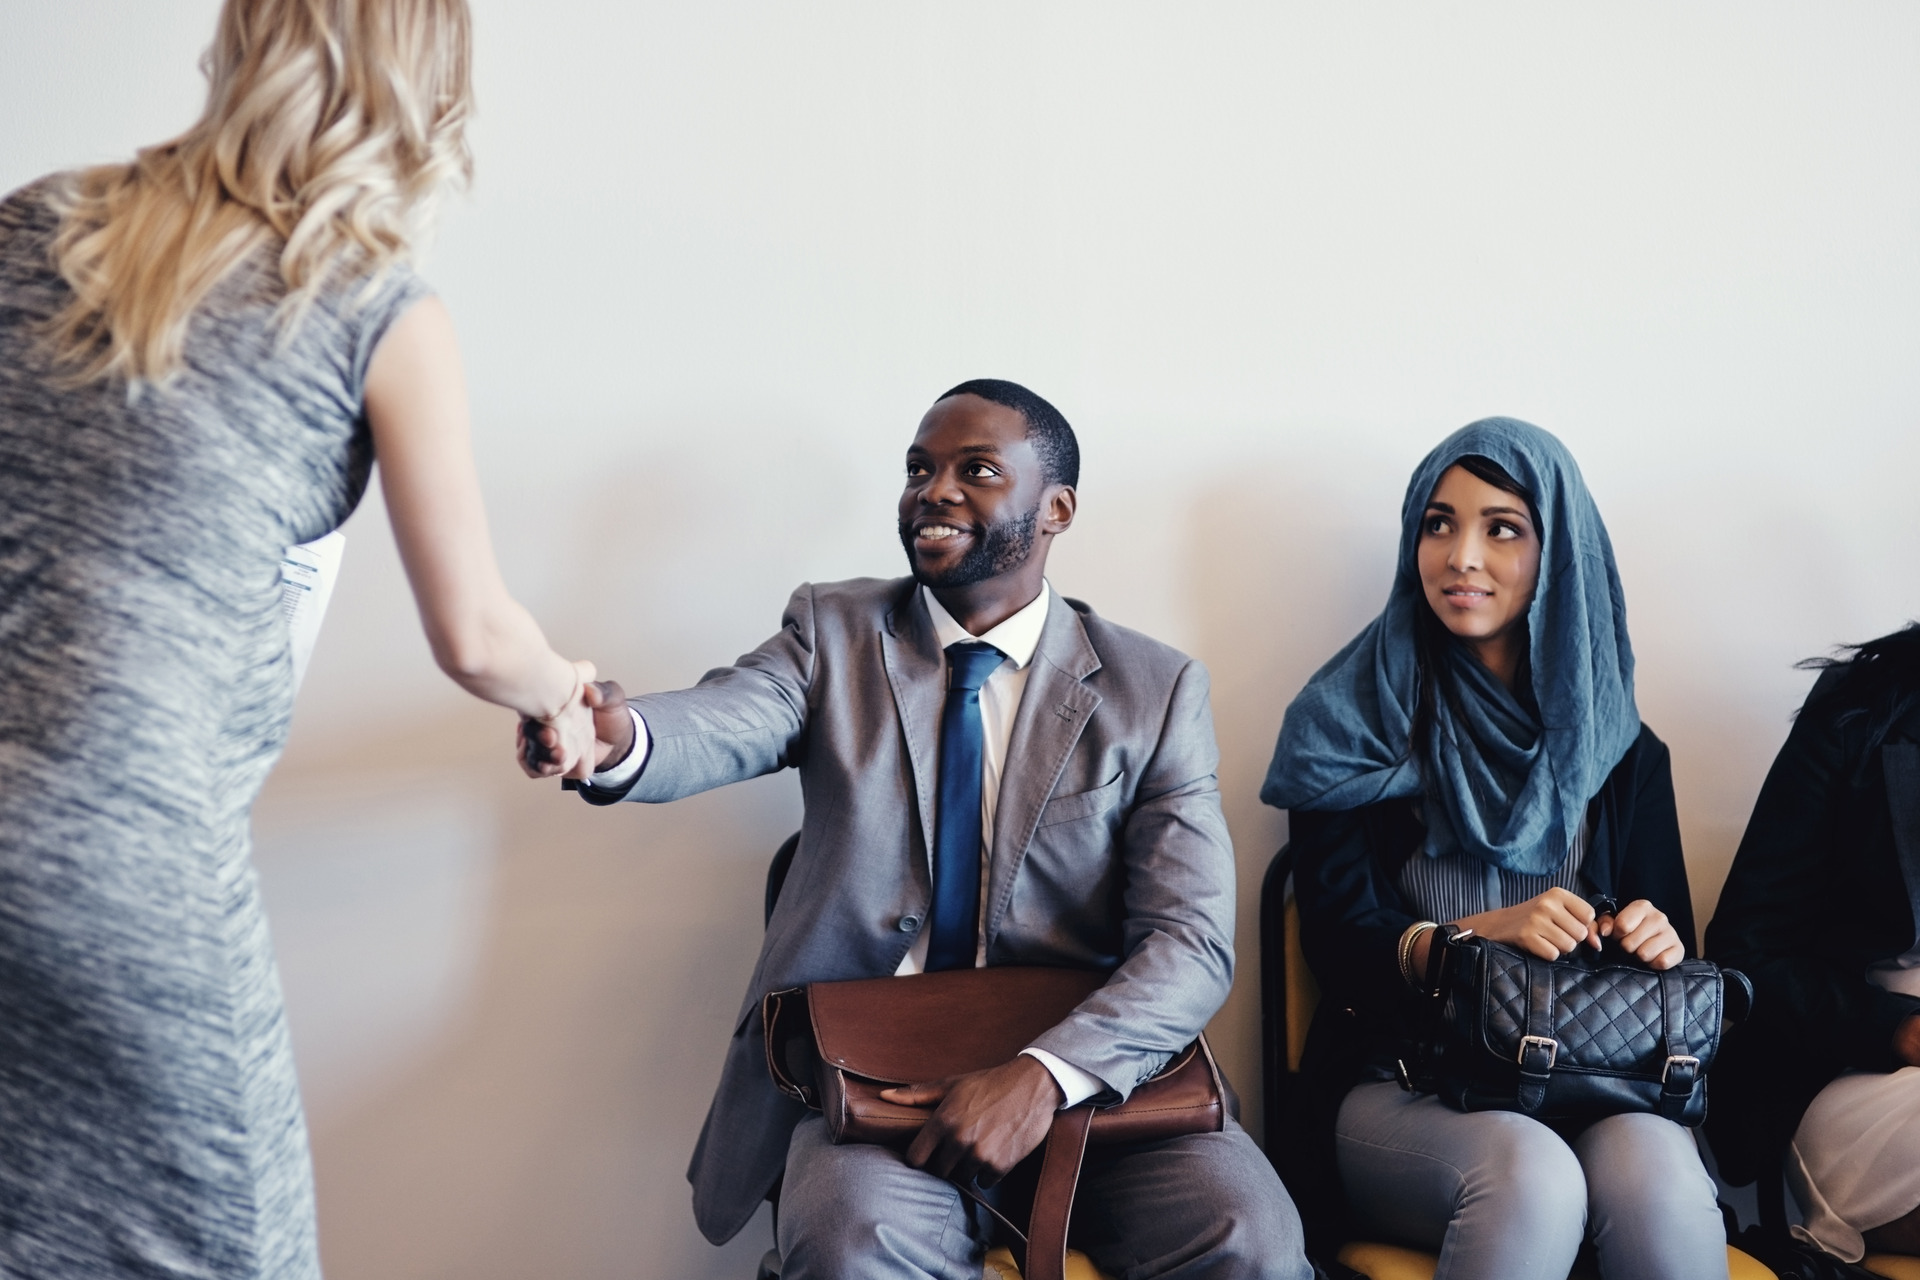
[1335, 1243, 1439, 1280]
[1334, 1241, 1778, 1279]
[1864, 1255, 1920, 1280]
[983, 1244, 1115, 1280]
[1729, 1245, 1785, 1280]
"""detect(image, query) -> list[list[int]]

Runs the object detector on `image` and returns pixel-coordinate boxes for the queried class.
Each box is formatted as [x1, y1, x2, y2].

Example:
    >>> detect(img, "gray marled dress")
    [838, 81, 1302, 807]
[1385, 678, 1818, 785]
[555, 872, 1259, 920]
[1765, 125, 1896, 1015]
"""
[0, 179, 428, 1278]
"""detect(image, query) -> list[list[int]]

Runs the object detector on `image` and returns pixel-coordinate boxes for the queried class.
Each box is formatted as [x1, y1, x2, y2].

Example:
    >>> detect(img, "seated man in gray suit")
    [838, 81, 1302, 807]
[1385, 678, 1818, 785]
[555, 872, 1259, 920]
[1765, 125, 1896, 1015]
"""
[526, 380, 1308, 1279]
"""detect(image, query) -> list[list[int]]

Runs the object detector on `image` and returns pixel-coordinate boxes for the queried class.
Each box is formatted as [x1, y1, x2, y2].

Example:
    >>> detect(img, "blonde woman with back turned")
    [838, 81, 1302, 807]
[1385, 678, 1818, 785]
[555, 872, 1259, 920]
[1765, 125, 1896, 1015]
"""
[0, 1, 592, 1274]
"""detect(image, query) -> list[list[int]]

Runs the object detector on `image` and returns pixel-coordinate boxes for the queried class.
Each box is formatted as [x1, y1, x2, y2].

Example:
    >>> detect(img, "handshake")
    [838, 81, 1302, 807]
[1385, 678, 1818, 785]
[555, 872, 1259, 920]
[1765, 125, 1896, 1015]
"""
[515, 678, 640, 781]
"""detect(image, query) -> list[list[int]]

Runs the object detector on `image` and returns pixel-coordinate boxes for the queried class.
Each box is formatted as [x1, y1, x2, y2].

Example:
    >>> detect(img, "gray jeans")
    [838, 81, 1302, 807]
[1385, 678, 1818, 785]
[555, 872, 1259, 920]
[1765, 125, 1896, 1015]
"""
[1336, 1083, 1728, 1280]
[777, 1113, 1312, 1280]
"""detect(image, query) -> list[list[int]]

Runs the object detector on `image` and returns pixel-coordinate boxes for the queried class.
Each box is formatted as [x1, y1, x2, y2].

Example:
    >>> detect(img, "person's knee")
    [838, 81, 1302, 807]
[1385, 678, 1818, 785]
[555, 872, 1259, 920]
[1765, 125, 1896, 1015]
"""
[1167, 1134, 1314, 1280]
[1579, 1114, 1717, 1221]
[1209, 1194, 1313, 1280]
[1466, 1116, 1588, 1238]
[778, 1130, 974, 1279]
[779, 1188, 971, 1280]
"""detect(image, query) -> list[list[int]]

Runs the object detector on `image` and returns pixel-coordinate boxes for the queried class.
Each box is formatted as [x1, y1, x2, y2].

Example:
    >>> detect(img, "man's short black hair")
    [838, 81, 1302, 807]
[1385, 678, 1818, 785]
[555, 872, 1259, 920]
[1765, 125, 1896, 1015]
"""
[936, 378, 1080, 489]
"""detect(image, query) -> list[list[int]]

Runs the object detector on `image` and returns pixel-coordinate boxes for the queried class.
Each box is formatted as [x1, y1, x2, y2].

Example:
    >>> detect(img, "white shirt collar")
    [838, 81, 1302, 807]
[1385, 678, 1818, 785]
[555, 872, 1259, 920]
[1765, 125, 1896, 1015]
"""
[920, 581, 1052, 670]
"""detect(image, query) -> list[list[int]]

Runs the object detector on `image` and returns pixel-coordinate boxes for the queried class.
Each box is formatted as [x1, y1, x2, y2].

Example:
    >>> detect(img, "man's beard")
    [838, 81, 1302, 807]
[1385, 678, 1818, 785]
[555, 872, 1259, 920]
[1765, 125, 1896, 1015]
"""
[898, 508, 1039, 589]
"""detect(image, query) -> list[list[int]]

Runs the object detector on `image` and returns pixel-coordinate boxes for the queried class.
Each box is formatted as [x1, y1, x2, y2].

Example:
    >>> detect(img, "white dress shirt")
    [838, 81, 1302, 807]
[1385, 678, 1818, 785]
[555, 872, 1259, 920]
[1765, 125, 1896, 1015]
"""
[587, 580, 1103, 1107]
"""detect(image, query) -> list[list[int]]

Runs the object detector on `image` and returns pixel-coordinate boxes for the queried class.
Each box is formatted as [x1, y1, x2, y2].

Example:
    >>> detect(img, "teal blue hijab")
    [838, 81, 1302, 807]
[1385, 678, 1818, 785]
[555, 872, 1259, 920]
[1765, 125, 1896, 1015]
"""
[1260, 418, 1638, 875]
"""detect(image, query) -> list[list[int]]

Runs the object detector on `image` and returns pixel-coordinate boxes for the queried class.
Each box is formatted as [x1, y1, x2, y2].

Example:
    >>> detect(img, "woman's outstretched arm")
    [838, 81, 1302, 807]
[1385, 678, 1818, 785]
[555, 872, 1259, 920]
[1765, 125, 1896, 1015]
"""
[364, 295, 593, 774]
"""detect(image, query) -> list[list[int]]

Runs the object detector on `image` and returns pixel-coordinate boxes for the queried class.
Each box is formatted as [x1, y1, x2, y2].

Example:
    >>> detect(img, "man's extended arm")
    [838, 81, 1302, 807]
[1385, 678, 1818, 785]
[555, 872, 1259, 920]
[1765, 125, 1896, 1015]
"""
[524, 583, 821, 803]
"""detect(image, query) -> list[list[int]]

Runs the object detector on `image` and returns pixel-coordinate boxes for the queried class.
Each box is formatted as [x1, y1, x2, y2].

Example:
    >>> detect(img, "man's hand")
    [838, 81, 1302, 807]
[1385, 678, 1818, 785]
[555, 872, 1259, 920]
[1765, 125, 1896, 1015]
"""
[517, 679, 634, 780]
[581, 679, 636, 768]
[880, 1056, 1064, 1186]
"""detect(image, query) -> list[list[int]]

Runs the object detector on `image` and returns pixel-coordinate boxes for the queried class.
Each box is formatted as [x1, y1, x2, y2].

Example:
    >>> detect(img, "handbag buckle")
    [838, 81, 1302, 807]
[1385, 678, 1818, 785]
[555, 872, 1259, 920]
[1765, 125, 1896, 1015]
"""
[1661, 1054, 1701, 1085]
[1517, 1034, 1558, 1070]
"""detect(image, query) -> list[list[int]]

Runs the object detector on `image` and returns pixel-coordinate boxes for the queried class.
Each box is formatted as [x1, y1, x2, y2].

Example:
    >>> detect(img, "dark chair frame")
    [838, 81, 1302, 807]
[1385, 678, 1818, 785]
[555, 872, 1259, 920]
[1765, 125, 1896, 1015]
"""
[755, 832, 802, 1280]
[1258, 843, 1296, 1168]
[1257, 844, 1354, 1269]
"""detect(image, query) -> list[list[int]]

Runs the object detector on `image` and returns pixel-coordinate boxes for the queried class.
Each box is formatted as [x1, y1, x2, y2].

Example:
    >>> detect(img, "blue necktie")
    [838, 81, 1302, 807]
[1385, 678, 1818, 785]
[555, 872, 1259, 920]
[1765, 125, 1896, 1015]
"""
[927, 641, 1005, 972]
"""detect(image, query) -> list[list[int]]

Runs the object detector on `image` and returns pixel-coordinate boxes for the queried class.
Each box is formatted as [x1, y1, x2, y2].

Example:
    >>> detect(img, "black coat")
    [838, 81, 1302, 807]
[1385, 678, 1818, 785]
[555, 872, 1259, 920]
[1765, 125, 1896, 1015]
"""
[1703, 668, 1920, 1185]
[1280, 723, 1695, 1243]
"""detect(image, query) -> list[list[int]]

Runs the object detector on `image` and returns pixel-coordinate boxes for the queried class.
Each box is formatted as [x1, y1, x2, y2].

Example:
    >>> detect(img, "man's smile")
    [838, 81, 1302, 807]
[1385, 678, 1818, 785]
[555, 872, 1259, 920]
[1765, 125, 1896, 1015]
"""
[913, 519, 973, 545]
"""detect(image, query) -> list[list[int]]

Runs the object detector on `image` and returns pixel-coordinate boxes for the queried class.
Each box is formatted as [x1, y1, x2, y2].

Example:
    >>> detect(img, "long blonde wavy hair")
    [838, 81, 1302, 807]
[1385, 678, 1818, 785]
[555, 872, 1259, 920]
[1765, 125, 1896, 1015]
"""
[46, 0, 473, 386]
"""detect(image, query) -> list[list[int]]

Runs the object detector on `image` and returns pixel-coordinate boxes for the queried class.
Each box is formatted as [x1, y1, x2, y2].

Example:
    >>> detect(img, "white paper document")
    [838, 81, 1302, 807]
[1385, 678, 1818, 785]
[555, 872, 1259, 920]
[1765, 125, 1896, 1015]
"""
[280, 531, 347, 692]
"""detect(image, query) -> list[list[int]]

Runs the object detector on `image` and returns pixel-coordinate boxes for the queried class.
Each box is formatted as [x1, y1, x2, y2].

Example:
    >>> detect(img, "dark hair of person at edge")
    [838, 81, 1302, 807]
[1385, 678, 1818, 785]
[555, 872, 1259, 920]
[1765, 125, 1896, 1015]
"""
[1798, 620, 1920, 779]
[895, 378, 1079, 592]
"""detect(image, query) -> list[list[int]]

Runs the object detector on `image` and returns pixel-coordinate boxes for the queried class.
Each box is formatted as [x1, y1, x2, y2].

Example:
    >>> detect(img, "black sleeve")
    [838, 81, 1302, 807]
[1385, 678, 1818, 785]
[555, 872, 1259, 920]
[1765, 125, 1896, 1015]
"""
[1290, 806, 1417, 1019]
[1705, 693, 1920, 1073]
[1611, 728, 1698, 957]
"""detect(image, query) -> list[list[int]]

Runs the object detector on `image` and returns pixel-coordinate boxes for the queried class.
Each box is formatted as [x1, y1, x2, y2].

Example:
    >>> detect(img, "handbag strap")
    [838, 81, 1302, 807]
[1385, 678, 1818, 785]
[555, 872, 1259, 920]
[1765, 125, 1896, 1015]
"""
[1397, 924, 1463, 1093]
[1656, 966, 1699, 1121]
[1517, 954, 1557, 1114]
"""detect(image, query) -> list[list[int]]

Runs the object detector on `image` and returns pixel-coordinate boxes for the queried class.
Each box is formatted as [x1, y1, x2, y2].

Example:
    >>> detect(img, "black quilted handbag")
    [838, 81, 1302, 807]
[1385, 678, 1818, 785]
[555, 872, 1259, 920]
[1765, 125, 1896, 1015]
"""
[1403, 922, 1754, 1126]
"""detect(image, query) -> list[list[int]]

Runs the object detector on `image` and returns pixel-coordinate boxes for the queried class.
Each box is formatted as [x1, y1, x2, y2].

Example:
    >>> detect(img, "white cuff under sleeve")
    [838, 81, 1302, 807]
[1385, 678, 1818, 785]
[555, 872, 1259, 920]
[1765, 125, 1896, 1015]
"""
[1019, 1047, 1105, 1109]
[587, 707, 651, 790]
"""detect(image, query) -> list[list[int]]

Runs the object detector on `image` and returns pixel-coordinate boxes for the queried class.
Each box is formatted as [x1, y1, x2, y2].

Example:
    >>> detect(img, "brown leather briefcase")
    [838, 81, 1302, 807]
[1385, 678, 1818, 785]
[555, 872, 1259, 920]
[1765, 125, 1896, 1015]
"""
[763, 967, 1227, 1280]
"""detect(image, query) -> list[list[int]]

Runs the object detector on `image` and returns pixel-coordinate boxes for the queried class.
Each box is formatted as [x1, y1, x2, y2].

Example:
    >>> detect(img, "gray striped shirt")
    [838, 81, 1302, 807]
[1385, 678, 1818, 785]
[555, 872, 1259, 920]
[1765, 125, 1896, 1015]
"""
[1396, 810, 1592, 922]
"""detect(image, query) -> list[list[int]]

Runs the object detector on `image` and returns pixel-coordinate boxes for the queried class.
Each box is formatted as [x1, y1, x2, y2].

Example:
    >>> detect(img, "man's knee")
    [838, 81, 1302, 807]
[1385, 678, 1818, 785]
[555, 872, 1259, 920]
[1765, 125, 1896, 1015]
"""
[1091, 1126, 1313, 1279]
[778, 1119, 980, 1280]
[1193, 1183, 1312, 1280]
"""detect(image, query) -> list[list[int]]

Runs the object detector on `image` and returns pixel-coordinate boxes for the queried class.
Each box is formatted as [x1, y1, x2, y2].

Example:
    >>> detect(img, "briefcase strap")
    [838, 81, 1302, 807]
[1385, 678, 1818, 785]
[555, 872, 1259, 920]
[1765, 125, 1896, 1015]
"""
[1025, 1104, 1094, 1280]
[953, 1103, 1094, 1280]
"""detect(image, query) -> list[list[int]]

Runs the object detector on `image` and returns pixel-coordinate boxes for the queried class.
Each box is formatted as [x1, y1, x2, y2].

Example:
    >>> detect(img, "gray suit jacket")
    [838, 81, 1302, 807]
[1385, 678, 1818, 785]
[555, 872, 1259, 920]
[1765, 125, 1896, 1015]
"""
[585, 576, 1236, 1244]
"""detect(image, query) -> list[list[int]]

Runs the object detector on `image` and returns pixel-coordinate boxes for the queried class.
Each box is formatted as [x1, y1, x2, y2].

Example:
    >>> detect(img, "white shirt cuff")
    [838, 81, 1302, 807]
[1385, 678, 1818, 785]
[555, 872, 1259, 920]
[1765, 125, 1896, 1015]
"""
[587, 707, 650, 790]
[1020, 1048, 1105, 1109]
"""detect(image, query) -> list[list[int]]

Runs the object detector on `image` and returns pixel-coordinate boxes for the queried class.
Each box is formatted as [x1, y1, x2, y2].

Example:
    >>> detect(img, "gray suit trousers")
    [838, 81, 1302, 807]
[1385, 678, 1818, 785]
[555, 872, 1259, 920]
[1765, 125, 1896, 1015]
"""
[778, 1115, 1312, 1280]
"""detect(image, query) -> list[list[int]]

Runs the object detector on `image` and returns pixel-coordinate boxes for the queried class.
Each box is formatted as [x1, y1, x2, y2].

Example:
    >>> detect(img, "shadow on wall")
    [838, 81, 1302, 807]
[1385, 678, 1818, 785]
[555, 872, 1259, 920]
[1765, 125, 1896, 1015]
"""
[1179, 462, 1402, 1146]
[258, 705, 798, 1280]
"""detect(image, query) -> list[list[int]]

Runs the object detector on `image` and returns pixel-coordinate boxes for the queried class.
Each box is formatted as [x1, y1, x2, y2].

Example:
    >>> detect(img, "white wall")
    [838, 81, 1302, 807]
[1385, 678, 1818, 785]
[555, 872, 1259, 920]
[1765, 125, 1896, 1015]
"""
[7, 4, 1919, 1276]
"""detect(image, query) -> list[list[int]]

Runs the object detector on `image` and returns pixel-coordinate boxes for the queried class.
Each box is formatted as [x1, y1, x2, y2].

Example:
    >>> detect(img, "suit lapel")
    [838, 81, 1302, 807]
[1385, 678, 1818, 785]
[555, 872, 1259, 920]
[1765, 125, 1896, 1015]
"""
[983, 597, 1103, 949]
[880, 586, 946, 869]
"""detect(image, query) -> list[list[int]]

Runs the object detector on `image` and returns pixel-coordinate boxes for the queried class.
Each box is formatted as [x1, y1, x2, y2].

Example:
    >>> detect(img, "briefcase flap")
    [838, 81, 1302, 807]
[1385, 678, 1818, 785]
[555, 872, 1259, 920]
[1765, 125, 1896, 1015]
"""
[807, 967, 1107, 1084]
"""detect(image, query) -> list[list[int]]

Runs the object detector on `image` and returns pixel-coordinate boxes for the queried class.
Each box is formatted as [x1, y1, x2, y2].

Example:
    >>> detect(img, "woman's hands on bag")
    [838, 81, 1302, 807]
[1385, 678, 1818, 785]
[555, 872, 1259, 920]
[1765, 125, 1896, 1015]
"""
[1451, 887, 1602, 964]
[1596, 898, 1685, 970]
[1426, 888, 1684, 971]
[881, 1055, 1064, 1186]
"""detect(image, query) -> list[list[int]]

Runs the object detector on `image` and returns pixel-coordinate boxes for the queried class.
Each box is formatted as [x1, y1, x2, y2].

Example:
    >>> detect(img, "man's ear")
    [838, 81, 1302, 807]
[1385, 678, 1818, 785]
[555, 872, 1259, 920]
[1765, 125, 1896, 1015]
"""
[1041, 484, 1076, 535]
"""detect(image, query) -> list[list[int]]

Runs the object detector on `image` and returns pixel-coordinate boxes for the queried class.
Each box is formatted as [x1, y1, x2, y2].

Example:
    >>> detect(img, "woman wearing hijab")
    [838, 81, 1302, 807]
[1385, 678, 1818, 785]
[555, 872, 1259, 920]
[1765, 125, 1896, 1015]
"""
[1706, 624, 1920, 1267]
[0, 2, 593, 1275]
[1263, 419, 1725, 1279]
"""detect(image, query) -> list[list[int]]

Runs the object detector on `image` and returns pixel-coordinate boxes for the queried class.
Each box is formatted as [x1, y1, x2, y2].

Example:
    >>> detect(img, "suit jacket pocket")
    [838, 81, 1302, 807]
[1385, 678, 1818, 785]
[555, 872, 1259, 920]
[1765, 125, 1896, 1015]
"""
[1038, 773, 1124, 829]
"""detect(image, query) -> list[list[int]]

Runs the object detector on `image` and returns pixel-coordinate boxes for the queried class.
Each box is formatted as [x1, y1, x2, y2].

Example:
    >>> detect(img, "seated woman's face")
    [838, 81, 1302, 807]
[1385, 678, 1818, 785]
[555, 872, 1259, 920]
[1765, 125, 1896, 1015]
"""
[1417, 464, 1541, 649]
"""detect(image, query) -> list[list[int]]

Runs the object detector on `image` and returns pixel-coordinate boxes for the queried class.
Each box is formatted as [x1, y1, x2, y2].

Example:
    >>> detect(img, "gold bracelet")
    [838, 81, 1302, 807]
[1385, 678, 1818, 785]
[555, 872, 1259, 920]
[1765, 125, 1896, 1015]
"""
[1397, 921, 1439, 989]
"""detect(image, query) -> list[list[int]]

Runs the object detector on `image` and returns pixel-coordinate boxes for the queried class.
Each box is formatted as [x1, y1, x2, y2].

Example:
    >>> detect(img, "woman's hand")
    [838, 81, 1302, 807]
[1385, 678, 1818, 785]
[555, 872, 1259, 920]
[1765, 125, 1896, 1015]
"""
[1597, 898, 1685, 971]
[1457, 887, 1602, 962]
[515, 659, 597, 780]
